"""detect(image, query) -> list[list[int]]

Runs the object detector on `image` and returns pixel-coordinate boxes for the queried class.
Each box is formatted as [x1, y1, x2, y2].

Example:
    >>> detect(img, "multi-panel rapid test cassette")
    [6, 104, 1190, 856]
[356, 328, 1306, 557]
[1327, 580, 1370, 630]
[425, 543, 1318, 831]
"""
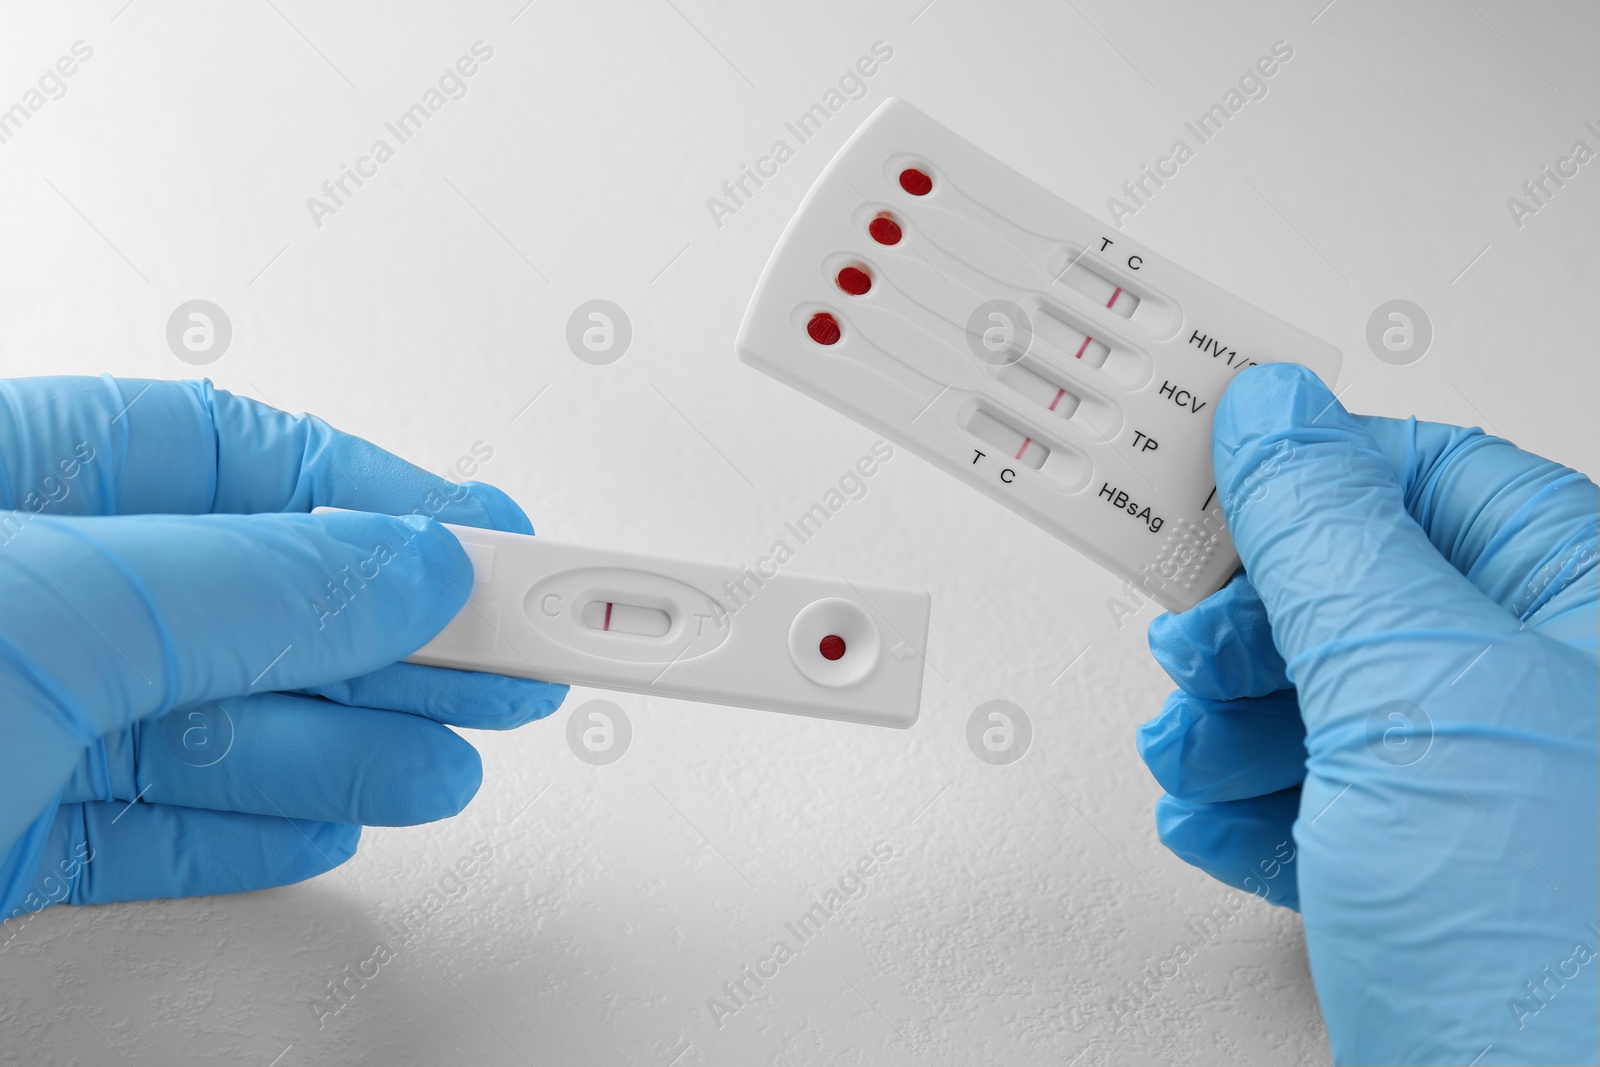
[737, 99, 1342, 612]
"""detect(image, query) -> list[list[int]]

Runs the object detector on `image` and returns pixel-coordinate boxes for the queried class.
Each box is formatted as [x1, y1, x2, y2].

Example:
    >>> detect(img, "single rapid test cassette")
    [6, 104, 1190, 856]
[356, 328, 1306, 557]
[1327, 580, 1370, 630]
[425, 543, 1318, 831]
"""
[737, 99, 1342, 611]
[374, 519, 931, 728]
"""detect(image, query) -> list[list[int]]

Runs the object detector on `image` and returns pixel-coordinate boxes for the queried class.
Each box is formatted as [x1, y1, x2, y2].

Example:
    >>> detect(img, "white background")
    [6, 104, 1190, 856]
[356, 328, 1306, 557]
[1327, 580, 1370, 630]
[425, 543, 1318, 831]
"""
[1, 1, 1597, 1064]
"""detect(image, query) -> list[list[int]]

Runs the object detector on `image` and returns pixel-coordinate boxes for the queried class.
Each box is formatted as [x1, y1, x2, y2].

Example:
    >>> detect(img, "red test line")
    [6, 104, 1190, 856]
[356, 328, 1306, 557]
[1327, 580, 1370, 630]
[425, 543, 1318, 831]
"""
[1049, 330, 1098, 410]
[1016, 437, 1033, 460]
[603, 602, 613, 630]
[1047, 286, 1122, 410]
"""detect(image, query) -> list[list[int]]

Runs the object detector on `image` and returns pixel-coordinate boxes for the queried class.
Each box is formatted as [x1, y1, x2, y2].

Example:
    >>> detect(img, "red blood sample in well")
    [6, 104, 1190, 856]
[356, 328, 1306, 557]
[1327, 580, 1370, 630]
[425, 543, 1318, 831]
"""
[869, 215, 903, 245]
[806, 312, 841, 345]
[819, 634, 847, 661]
[899, 167, 933, 195]
[836, 267, 872, 295]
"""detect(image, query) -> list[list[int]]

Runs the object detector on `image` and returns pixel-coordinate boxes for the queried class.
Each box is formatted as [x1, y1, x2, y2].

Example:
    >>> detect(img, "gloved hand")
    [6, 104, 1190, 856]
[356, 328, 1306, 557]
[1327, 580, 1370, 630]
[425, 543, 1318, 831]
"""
[0, 376, 567, 922]
[1137, 364, 1597, 1065]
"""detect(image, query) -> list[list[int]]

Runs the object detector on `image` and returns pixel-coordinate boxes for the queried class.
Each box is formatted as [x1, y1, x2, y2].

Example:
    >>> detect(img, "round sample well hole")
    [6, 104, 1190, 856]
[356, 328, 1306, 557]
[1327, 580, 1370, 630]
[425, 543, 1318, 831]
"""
[806, 312, 841, 345]
[868, 214, 903, 245]
[836, 266, 872, 295]
[899, 167, 933, 196]
[788, 598, 879, 688]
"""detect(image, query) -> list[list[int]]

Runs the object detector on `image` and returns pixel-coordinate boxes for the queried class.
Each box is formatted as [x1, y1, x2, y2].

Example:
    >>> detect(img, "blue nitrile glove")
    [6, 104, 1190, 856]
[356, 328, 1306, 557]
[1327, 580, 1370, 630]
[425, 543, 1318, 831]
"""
[1137, 364, 1597, 1065]
[0, 376, 567, 920]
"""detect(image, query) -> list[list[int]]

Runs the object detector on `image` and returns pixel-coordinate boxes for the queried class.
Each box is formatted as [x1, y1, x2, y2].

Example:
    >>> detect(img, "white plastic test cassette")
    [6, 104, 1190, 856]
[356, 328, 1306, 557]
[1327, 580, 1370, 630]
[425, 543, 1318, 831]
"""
[737, 99, 1342, 611]
[395, 522, 930, 728]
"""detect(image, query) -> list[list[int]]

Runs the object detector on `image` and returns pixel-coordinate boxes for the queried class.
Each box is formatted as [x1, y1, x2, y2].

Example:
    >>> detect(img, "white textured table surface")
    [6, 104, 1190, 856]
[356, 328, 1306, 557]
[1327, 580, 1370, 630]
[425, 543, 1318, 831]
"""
[1, 2, 1596, 1064]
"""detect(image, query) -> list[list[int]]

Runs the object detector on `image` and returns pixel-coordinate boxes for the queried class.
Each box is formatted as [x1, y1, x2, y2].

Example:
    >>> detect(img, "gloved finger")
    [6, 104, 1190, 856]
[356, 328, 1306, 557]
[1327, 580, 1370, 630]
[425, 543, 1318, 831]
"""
[0, 509, 470, 745]
[1154, 790, 1301, 910]
[14, 803, 358, 910]
[0, 376, 535, 526]
[1355, 413, 1598, 646]
[61, 693, 485, 826]
[297, 661, 567, 730]
[1137, 688, 1305, 803]
[1148, 571, 1290, 700]
[1212, 364, 1517, 714]
[1149, 417, 1596, 697]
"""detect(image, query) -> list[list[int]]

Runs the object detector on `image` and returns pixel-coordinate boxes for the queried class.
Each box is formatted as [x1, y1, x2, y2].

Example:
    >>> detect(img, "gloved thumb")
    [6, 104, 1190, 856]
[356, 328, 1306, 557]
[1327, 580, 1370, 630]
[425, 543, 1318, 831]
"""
[0, 508, 474, 861]
[1211, 364, 1518, 719]
[0, 509, 472, 742]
